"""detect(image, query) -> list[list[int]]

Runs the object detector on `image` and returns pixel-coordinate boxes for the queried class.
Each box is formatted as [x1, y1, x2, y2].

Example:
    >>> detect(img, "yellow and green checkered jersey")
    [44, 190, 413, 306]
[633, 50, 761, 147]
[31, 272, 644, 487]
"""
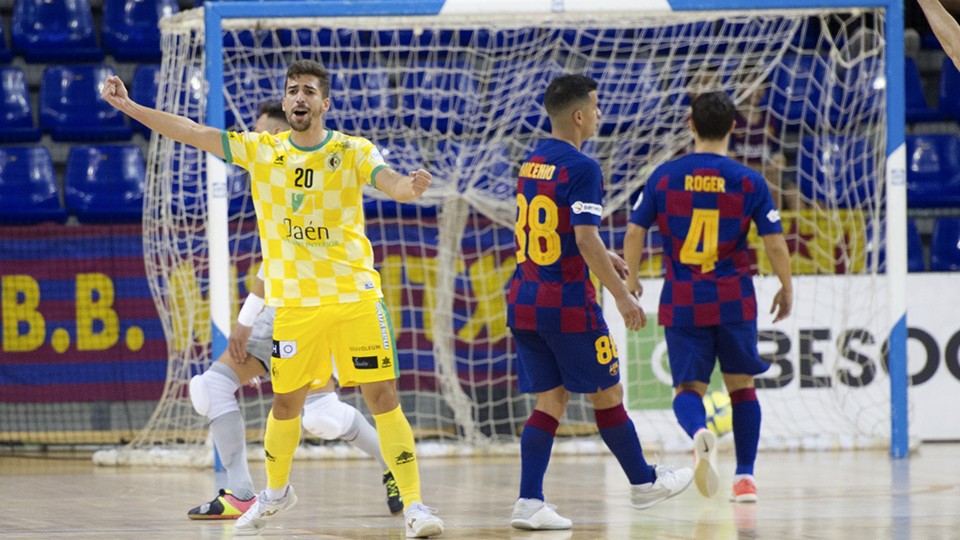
[222, 129, 389, 307]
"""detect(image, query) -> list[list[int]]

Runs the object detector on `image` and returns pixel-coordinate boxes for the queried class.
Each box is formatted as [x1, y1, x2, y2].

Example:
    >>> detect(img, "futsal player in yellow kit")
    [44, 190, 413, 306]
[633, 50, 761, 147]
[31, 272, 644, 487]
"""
[101, 59, 443, 538]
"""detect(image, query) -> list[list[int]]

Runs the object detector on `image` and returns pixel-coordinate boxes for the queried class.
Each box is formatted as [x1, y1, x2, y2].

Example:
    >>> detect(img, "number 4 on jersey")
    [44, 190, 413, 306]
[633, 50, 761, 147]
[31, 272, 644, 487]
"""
[679, 209, 719, 273]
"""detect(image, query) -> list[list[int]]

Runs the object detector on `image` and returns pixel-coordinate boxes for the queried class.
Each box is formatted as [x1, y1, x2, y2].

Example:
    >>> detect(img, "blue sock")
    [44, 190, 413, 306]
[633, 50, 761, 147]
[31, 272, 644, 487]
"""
[730, 388, 761, 475]
[673, 390, 707, 438]
[519, 410, 558, 500]
[595, 404, 655, 485]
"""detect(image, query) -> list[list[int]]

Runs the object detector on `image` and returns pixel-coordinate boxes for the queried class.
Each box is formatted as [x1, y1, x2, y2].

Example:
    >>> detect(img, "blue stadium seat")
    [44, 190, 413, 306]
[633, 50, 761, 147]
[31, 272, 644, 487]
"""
[102, 0, 179, 62]
[769, 54, 827, 128]
[65, 145, 145, 223]
[931, 217, 960, 271]
[12, 0, 103, 63]
[484, 59, 565, 135]
[0, 18, 13, 63]
[40, 65, 132, 141]
[0, 147, 66, 224]
[435, 140, 512, 197]
[939, 56, 960, 121]
[828, 58, 884, 128]
[326, 64, 396, 134]
[226, 164, 249, 215]
[906, 134, 960, 209]
[866, 219, 926, 273]
[0, 66, 41, 143]
[585, 60, 661, 135]
[905, 57, 943, 123]
[399, 62, 481, 134]
[797, 135, 876, 209]
[131, 64, 161, 135]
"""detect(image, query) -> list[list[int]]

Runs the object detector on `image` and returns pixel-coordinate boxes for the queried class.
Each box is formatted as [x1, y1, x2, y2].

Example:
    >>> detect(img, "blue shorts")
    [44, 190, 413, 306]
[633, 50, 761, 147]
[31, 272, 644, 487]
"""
[664, 321, 770, 387]
[512, 329, 621, 394]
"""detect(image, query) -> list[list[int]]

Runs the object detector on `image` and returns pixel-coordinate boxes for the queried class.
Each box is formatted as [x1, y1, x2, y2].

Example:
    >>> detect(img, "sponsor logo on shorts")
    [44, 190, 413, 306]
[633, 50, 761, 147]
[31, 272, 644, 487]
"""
[381, 356, 392, 368]
[272, 340, 297, 359]
[352, 355, 379, 369]
[395, 450, 415, 465]
[375, 303, 391, 350]
[350, 344, 379, 353]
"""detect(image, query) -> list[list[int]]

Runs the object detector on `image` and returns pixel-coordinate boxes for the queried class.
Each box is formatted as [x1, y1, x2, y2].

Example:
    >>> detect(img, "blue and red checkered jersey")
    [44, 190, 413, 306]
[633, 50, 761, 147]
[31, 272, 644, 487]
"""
[629, 152, 783, 327]
[507, 138, 607, 333]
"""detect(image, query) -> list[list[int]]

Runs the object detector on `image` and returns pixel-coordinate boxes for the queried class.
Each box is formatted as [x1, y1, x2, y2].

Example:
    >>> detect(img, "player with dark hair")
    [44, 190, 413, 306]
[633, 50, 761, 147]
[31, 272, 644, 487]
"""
[507, 73, 693, 531]
[102, 59, 443, 537]
[624, 91, 793, 503]
[184, 103, 401, 523]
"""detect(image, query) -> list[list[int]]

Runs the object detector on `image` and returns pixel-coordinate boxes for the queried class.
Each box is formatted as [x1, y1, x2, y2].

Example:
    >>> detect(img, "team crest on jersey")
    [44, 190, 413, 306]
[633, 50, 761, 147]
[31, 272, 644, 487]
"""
[326, 153, 342, 170]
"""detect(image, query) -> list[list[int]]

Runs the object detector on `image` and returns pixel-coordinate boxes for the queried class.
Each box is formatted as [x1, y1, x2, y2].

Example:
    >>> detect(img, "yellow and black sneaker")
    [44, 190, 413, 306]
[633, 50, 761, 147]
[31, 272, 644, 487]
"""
[187, 489, 256, 520]
[383, 471, 404, 515]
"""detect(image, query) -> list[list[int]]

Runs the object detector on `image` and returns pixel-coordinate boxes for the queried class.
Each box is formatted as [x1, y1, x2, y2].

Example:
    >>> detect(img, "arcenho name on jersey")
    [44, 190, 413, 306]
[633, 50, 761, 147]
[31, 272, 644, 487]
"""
[222, 129, 389, 308]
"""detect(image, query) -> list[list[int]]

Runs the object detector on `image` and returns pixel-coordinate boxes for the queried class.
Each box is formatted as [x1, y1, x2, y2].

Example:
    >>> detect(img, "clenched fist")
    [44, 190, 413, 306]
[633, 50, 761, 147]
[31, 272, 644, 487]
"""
[408, 169, 432, 198]
[101, 75, 130, 111]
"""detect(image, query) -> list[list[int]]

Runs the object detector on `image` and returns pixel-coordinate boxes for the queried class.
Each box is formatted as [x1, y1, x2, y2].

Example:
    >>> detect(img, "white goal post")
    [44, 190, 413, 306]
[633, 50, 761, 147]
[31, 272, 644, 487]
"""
[95, 0, 909, 466]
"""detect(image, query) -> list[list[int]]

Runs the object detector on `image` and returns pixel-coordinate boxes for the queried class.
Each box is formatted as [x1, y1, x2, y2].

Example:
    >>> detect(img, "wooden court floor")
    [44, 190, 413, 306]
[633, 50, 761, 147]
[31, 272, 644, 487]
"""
[2, 443, 959, 539]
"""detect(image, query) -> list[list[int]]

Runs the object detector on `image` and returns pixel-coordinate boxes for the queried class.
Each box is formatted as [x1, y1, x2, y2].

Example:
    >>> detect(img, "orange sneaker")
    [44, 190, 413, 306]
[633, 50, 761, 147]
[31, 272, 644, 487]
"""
[731, 476, 758, 503]
[187, 489, 256, 520]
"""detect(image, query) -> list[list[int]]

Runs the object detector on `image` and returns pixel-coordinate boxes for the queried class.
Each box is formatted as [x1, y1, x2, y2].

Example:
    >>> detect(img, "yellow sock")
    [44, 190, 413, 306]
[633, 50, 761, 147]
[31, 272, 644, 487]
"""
[264, 411, 301, 491]
[374, 405, 422, 505]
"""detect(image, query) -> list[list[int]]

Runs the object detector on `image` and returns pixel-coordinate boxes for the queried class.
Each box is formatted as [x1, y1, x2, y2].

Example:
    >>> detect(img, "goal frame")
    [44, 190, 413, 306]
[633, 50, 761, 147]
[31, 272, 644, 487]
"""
[197, 0, 908, 458]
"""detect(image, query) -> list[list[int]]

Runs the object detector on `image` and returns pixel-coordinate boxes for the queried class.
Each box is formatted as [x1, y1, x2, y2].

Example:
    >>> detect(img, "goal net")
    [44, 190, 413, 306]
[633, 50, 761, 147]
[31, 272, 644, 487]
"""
[97, 5, 898, 464]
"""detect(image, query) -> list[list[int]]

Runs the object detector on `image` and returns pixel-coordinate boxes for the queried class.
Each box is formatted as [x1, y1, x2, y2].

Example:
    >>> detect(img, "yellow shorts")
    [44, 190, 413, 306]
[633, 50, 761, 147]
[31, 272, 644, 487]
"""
[270, 299, 399, 394]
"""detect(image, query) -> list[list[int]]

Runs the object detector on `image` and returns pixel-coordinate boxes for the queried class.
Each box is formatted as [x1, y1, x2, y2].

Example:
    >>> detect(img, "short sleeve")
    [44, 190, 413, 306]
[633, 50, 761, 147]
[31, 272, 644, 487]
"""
[749, 171, 784, 236]
[353, 137, 389, 186]
[566, 158, 604, 227]
[222, 130, 269, 171]
[628, 168, 660, 229]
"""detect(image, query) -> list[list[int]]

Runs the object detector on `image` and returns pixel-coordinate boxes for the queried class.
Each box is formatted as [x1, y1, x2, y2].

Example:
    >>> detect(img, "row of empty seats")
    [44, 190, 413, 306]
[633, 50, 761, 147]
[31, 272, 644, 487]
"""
[0, 2, 845, 67]
[0, 145, 144, 223]
[4, 56, 959, 142]
[3, 142, 957, 271]
[0, 0, 179, 63]
[0, 64, 157, 143]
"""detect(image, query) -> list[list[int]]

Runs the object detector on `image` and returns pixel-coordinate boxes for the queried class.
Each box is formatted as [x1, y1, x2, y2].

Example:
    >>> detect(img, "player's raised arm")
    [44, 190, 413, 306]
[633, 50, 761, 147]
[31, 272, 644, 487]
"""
[373, 167, 432, 202]
[917, 0, 960, 70]
[100, 75, 226, 159]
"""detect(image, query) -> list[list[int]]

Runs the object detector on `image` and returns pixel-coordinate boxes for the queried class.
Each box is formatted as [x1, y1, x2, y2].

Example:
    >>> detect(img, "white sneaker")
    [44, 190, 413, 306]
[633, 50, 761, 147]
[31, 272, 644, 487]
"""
[631, 464, 694, 509]
[232, 485, 298, 536]
[693, 428, 720, 497]
[511, 498, 572, 530]
[404, 502, 444, 538]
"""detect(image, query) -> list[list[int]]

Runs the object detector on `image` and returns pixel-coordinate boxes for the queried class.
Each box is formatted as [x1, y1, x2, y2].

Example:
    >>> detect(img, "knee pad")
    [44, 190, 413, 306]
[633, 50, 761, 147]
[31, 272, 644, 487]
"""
[189, 364, 240, 421]
[301, 392, 356, 440]
[188, 375, 209, 416]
